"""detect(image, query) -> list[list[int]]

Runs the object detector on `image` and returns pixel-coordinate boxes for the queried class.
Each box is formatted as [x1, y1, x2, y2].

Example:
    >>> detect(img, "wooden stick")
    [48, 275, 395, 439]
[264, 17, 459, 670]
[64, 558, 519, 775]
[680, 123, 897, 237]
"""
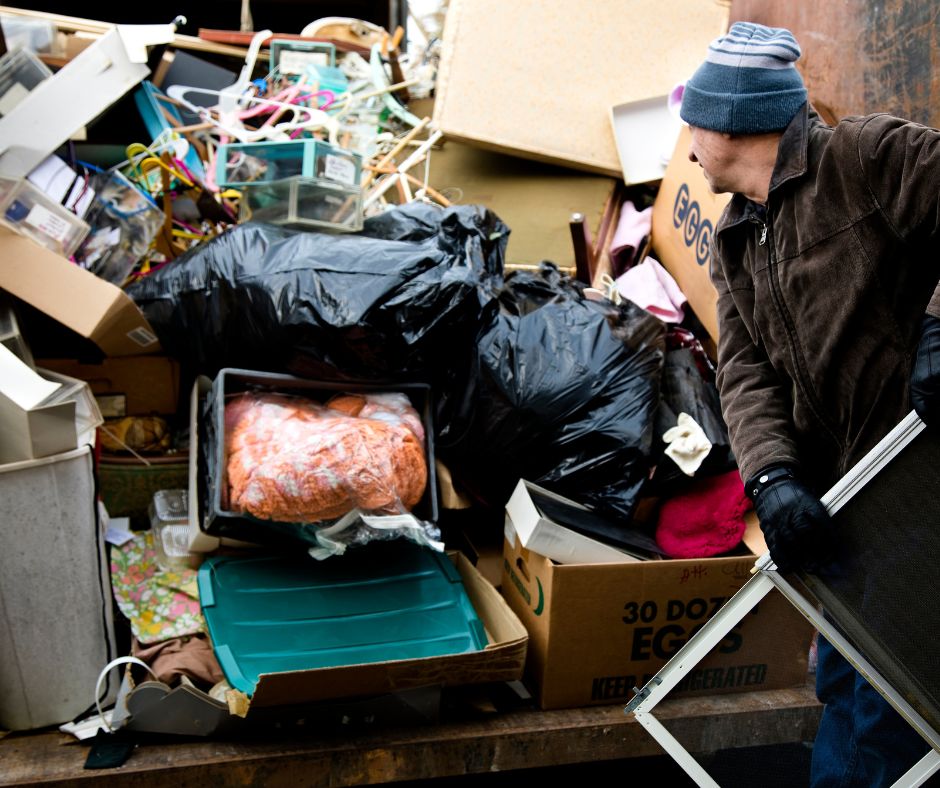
[363, 129, 442, 208]
[0, 6, 256, 59]
[403, 173, 451, 207]
[361, 117, 430, 189]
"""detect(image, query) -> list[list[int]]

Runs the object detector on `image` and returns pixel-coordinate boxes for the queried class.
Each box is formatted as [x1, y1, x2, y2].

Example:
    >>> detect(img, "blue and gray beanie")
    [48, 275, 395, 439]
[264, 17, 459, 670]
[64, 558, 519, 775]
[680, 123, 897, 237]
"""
[679, 22, 807, 134]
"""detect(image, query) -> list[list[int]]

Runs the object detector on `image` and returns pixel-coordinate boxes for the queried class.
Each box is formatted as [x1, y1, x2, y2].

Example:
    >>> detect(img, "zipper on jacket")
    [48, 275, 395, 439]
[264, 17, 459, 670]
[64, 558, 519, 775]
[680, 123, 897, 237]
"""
[764, 211, 844, 452]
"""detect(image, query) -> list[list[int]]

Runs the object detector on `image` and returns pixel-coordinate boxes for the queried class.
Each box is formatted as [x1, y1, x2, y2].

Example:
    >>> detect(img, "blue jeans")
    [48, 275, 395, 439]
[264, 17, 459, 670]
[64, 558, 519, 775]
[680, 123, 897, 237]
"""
[810, 635, 932, 787]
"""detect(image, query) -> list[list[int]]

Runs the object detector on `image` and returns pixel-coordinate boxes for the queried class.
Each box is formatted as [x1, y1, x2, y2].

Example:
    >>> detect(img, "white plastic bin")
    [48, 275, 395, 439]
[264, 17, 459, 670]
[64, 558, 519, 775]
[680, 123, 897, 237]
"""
[0, 445, 118, 730]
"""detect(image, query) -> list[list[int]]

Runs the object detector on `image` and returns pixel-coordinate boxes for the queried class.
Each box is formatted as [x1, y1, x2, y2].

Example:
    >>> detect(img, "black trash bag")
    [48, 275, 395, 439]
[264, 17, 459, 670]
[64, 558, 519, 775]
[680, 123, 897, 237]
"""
[436, 263, 666, 520]
[125, 204, 508, 381]
[648, 327, 737, 495]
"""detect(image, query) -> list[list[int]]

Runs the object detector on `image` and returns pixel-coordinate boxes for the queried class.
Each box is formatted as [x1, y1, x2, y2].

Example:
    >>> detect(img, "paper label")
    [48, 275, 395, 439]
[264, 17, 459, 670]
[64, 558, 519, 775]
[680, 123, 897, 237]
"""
[360, 513, 422, 530]
[126, 326, 158, 347]
[24, 203, 70, 242]
[278, 50, 329, 75]
[323, 154, 356, 185]
[0, 81, 30, 115]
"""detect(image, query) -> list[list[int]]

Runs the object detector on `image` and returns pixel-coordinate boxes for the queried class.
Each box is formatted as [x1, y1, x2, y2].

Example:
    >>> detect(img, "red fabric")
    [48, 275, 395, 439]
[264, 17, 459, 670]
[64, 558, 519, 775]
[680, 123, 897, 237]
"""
[655, 469, 751, 559]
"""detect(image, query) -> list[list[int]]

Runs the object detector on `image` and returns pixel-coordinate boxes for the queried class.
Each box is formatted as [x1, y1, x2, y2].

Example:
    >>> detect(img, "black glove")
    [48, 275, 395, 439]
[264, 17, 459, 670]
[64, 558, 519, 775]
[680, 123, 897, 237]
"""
[910, 314, 940, 424]
[745, 464, 836, 573]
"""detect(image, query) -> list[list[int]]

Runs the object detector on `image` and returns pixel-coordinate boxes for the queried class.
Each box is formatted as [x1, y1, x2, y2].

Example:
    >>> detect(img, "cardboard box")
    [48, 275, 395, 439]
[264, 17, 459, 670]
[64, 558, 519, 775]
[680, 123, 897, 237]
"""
[433, 0, 729, 175]
[111, 551, 527, 729]
[242, 551, 527, 709]
[501, 524, 813, 710]
[0, 345, 76, 463]
[649, 125, 732, 344]
[36, 355, 180, 416]
[610, 94, 682, 186]
[506, 479, 652, 564]
[0, 228, 160, 356]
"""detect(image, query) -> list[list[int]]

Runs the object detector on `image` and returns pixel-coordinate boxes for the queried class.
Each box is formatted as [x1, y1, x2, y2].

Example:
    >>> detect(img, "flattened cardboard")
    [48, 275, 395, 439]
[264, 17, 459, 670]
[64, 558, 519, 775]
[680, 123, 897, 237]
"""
[36, 355, 180, 416]
[0, 227, 160, 356]
[501, 524, 813, 710]
[650, 125, 731, 344]
[434, 0, 729, 175]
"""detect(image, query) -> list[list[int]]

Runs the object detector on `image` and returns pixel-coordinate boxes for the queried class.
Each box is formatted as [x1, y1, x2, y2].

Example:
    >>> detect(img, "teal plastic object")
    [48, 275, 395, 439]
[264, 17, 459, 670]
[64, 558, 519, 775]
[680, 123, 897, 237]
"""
[270, 39, 336, 76]
[198, 542, 487, 697]
[133, 81, 205, 180]
[215, 139, 361, 189]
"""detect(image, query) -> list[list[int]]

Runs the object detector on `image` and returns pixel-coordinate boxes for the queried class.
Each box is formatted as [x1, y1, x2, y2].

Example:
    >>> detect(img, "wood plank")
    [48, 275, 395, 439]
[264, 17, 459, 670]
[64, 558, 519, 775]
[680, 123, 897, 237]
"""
[0, 685, 820, 787]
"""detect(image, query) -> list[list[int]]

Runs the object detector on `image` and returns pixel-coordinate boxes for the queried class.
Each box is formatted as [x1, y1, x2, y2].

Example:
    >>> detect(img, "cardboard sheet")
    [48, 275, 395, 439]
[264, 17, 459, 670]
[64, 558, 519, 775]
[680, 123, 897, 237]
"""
[434, 0, 729, 175]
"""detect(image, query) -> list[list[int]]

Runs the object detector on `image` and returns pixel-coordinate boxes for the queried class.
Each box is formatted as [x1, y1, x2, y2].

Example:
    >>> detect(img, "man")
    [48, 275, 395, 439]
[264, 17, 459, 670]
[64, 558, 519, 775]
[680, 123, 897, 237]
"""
[679, 21, 940, 787]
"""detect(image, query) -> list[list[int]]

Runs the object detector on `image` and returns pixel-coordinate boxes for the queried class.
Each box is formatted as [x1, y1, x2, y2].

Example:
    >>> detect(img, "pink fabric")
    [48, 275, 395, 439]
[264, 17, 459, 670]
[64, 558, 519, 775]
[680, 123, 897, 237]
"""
[615, 256, 687, 323]
[609, 201, 653, 275]
[655, 470, 751, 559]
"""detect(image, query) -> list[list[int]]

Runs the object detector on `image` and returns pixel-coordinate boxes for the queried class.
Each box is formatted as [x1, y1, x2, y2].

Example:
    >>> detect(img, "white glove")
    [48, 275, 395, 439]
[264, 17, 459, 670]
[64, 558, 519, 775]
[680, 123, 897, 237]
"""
[663, 412, 712, 476]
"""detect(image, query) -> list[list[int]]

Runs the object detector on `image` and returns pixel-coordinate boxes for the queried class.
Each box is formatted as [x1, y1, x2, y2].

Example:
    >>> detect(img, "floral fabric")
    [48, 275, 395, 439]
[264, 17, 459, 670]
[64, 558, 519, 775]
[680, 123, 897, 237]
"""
[110, 531, 205, 644]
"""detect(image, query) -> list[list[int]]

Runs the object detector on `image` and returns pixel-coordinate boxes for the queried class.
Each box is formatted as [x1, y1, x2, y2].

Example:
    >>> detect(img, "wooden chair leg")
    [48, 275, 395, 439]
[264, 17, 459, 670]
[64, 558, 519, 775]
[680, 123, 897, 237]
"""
[569, 212, 595, 284]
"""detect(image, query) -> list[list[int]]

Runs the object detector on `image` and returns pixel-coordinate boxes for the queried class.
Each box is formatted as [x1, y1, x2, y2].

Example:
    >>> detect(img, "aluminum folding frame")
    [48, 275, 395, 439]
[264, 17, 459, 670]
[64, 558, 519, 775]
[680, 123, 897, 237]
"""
[626, 411, 940, 787]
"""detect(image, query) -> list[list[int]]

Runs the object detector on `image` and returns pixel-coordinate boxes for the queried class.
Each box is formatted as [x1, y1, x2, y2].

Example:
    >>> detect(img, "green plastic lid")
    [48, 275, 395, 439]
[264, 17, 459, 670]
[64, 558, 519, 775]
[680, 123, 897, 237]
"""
[198, 542, 486, 696]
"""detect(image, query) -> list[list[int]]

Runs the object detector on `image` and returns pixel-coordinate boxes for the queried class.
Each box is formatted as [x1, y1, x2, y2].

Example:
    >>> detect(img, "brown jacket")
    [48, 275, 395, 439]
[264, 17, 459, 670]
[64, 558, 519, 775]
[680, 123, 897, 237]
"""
[711, 103, 940, 491]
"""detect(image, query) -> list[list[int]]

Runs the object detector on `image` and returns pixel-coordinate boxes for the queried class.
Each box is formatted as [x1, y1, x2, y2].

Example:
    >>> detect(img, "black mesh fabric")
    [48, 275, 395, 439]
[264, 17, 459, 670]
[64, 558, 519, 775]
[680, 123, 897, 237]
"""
[796, 425, 940, 735]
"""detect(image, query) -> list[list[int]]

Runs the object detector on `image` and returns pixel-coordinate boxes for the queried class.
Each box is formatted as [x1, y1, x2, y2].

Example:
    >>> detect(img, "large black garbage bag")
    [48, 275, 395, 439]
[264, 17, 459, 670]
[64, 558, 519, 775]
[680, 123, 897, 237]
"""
[126, 204, 508, 381]
[435, 263, 666, 520]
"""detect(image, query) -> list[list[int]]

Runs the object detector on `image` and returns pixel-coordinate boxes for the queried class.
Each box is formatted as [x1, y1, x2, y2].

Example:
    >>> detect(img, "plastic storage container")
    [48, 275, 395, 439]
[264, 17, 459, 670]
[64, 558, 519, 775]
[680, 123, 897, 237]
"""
[238, 175, 363, 232]
[0, 18, 59, 56]
[199, 368, 438, 547]
[74, 169, 164, 284]
[149, 488, 200, 570]
[0, 176, 90, 256]
[217, 139, 361, 189]
[270, 38, 336, 77]
[198, 541, 486, 696]
[0, 46, 52, 117]
[37, 367, 103, 443]
[0, 445, 118, 730]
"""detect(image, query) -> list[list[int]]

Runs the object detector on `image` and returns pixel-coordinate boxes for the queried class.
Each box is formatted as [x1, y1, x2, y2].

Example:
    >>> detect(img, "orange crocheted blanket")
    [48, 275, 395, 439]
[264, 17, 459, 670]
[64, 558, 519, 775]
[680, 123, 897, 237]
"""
[224, 391, 427, 523]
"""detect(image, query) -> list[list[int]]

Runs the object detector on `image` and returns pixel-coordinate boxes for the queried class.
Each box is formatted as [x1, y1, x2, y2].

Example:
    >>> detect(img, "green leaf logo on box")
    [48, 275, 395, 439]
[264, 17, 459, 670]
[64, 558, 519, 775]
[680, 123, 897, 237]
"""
[504, 558, 545, 616]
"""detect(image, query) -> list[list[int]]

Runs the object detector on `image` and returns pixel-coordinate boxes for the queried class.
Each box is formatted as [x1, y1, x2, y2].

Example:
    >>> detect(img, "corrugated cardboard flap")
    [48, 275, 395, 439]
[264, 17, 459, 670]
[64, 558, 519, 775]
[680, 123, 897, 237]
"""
[248, 552, 527, 709]
[0, 227, 159, 355]
[650, 126, 731, 343]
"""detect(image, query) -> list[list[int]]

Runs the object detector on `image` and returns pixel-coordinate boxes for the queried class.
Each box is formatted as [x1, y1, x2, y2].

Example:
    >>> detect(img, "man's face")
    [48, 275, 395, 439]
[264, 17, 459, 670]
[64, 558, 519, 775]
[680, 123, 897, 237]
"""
[687, 126, 737, 194]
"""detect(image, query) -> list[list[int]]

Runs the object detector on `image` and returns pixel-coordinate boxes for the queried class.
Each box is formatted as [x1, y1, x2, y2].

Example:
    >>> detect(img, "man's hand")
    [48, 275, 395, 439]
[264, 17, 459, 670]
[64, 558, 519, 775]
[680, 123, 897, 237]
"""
[910, 314, 940, 424]
[746, 464, 836, 572]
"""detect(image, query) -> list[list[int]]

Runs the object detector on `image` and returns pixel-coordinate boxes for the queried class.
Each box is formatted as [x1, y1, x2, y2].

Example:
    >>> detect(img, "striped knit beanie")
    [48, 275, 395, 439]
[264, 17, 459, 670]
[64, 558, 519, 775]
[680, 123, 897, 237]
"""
[679, 22, 807, 134]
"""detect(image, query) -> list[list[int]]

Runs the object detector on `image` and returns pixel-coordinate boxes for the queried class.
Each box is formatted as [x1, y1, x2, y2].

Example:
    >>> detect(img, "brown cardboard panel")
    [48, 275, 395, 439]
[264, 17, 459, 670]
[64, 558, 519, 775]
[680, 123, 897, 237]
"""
[249, 552, 527, 709]
[651, 126, 731, 344]
[434, 0, 730, 175]
[36, 356, 180, 416]
[429, 137, 617, 269]
[0, 228, 159, 356]
[502, 533, 813, 710]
